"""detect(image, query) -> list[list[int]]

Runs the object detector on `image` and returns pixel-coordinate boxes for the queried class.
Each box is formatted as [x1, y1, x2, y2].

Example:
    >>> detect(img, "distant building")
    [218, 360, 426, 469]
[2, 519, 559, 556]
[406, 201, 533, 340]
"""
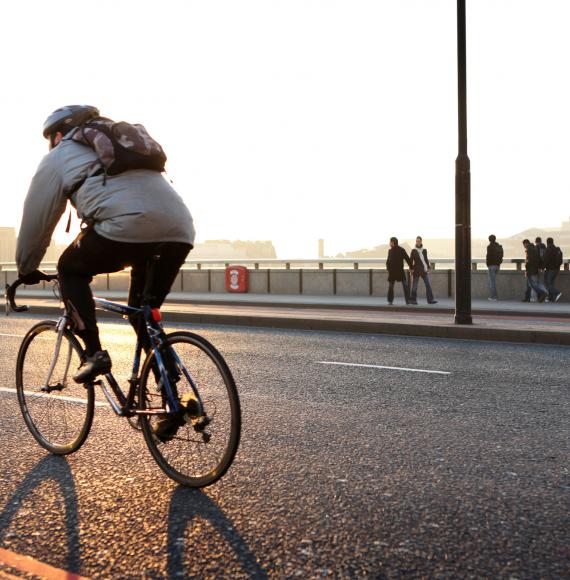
[6, 233, 276, 264]
[342, 242, 411, 259]
[0, 227, 16, 262]
[43, 240, 64, 263]
[191, 240, 276, 260]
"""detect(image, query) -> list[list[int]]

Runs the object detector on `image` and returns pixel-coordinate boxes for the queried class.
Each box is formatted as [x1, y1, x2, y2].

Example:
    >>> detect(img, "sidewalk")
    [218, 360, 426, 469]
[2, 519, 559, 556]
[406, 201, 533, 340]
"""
[169, 292, 570, 316]
[7, 290, 570, 346]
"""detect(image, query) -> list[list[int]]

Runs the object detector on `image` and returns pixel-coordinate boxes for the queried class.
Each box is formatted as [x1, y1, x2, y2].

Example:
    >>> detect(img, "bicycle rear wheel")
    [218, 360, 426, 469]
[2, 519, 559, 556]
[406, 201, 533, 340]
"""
[139, 331, 241, 487]
[16, 321, 94, 455]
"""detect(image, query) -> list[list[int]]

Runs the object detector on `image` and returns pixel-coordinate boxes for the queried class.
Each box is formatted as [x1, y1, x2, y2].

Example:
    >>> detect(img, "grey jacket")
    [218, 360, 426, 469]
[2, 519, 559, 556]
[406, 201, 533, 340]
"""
[16, 138, 195, 275]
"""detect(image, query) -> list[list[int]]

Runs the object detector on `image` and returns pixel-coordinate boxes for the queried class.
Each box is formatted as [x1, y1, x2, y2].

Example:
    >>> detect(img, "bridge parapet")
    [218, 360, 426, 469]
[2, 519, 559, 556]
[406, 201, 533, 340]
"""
[1, 259, 568, 301]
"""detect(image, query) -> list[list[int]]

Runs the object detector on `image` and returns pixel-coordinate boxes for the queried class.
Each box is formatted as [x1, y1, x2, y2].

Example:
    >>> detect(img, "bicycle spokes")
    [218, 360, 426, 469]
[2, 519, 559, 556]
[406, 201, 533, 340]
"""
[139, 331, 241, 487]
[17, 321, 94, 455]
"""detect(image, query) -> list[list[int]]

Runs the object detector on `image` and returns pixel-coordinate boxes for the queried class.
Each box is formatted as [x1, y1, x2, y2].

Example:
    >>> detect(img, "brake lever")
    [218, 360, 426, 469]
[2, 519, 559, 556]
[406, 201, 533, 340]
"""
[5, 280, 30, 315]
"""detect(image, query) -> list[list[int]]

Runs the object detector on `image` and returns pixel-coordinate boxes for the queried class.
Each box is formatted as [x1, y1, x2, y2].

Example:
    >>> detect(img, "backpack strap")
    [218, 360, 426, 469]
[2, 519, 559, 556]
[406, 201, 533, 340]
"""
[65, 208, 72, 234]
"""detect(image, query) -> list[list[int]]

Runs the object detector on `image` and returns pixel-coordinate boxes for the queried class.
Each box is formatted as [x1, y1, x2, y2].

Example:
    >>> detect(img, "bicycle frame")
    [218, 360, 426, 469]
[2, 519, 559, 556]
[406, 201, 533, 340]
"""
[6, 276, 205, 420]
[92, 297, 187, 418]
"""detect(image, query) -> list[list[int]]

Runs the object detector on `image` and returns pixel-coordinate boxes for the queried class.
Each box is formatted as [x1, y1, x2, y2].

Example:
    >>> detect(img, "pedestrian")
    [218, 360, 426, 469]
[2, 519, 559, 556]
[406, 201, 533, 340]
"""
[16, 105, 195, 441]
[386, 237, 411, 305]
[543, 237, 563, 302]
[521, 239, 547, 303]
[485, 234, 503, 301]
[535, 236, 547, 288]
[409, 236, 437, 304]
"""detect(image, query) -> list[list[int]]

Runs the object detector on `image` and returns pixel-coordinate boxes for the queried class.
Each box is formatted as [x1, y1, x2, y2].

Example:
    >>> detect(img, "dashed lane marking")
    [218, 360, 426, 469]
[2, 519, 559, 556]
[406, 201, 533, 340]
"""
[0, 387, 108, 407]
[317, 361, 451, 375]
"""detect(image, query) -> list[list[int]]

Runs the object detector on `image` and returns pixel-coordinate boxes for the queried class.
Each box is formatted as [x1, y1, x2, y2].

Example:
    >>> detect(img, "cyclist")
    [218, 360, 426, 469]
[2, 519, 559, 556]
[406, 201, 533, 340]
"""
[16, 105, 195, 390]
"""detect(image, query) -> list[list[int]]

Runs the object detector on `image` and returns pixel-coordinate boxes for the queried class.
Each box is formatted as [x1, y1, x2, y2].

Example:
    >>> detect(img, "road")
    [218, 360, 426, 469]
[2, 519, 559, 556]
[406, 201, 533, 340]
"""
[0, 314, 568, 578]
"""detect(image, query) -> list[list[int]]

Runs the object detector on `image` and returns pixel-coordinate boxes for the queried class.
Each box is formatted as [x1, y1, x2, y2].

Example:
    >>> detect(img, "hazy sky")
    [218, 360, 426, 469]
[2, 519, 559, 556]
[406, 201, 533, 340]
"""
[1, 1, 569, 257]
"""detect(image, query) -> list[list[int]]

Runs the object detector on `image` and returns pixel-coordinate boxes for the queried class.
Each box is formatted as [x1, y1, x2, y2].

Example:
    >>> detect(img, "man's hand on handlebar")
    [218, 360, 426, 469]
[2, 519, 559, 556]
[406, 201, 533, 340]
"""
[18, 270, 50, 285]
[7, 272, 58, 314]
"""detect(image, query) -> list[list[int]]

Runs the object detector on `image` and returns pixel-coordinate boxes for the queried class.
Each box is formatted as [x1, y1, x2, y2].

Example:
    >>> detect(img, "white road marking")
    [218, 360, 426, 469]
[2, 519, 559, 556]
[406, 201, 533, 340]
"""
[317, 361, 451, 375]
[0, 332, 25, 338]
[0, 386, 108, 407]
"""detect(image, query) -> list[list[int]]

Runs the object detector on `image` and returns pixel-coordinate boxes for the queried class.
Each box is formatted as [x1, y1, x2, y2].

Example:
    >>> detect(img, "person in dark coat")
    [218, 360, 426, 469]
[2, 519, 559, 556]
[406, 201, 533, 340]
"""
[535, 235, 547, 288]
[535, 236, 547, 270]
[409, 236, 437, 304]
[486, 234, 503, 300]
[522, 239, 547, 303]
[543, 237, 563, 302]
[386, 237, 411, 305]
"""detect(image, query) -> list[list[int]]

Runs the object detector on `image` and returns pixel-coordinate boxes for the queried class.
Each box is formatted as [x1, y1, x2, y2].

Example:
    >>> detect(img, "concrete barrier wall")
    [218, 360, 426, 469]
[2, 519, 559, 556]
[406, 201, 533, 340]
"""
[336, 270, 370, 296]
[248, 270, 269, 294]
[5, 267, 568, 302]
[270, 270, 301, 294]
[101, 268, 570, 302]
[183, 269, 569, 302]
[302, 271, 335, 295]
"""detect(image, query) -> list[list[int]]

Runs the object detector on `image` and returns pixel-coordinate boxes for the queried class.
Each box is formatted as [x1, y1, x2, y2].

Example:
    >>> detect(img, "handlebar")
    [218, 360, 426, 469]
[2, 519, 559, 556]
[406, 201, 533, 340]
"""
[5, 274, 58, 315]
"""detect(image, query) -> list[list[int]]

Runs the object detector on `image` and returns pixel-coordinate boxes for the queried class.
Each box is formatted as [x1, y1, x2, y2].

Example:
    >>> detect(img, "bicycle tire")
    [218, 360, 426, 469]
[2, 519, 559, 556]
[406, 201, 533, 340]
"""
[16, 320, 95, 455]
[139, 331, 241, 487]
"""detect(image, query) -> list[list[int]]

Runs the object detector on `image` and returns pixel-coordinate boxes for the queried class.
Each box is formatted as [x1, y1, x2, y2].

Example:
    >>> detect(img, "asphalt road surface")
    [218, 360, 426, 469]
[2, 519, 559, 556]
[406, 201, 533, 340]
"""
[0, 314, 568, 579]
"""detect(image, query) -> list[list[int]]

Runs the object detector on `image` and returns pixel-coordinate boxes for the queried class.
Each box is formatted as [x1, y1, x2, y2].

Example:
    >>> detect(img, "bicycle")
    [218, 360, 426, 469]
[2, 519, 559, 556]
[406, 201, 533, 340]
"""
[5, 266, 241, 488]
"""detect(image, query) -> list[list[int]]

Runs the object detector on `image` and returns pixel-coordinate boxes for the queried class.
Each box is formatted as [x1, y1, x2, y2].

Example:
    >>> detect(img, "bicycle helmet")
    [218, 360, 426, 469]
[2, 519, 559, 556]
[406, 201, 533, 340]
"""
[42, 104, 100, 139]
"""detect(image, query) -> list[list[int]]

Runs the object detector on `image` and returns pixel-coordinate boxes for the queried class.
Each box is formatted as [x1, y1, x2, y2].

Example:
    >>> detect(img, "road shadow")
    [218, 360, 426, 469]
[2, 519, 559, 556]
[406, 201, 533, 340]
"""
[167, 486, 268, 579]
[0, 455, 81, 573]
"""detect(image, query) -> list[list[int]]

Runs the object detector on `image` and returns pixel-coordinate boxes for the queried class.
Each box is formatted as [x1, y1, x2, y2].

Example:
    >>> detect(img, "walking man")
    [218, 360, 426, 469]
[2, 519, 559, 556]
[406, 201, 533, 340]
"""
[522, 239, 548, 303]
[409, 236, 437, 304]
[386, 237, 411, 305]
[544, 237, 563, 302]
[535, 236, 547, 287]
[486, 234, 503, 301]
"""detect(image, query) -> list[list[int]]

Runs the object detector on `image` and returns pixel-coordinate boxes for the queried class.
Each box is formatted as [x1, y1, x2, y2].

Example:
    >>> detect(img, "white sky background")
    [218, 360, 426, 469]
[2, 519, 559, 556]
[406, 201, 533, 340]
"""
[1, 0, 569, 257]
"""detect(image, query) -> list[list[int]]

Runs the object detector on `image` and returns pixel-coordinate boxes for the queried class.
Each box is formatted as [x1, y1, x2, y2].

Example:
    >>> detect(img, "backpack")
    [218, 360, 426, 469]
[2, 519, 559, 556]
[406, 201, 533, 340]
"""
[69, 118, 167, 177]
[555, 246, 563, 268]
[536, 243, 546, 269]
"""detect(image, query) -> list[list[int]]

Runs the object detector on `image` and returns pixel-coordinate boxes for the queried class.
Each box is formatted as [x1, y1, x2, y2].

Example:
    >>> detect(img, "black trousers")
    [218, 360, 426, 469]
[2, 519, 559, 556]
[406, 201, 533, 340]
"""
[387, 275, 410, 304]
[58, 229, 191, 355]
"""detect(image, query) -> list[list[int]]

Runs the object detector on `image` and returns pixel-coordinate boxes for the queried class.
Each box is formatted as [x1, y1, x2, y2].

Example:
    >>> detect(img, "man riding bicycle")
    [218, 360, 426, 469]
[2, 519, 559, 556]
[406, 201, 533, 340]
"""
[16, 105, 195, 388]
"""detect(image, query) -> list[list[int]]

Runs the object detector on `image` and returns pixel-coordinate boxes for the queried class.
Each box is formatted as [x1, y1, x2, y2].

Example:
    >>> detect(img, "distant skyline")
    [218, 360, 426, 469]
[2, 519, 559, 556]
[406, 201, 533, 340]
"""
[3, 215, 568, 264]
[1, 1, 569, 258]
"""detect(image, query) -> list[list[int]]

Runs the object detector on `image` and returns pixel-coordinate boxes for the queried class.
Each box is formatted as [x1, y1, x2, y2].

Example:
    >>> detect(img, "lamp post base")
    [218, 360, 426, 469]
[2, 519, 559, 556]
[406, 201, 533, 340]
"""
[454, 313, 473, 325]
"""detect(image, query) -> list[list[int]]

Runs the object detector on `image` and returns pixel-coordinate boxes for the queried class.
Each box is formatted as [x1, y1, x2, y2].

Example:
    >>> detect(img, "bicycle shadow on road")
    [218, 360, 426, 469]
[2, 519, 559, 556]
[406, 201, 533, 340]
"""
[167, 486, 268, 579]
[0, 455, 82, 574]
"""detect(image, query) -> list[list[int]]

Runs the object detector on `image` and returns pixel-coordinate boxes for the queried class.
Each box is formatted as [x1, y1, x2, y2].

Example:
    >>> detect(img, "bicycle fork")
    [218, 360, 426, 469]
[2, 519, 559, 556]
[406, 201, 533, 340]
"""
[42, 317, 72, 393]
[147, 321, 211, 434]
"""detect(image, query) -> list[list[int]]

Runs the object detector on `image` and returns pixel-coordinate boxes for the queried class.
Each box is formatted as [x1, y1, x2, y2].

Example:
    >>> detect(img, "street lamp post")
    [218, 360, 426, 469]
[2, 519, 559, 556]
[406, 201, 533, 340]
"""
[455, 0, 472, 324]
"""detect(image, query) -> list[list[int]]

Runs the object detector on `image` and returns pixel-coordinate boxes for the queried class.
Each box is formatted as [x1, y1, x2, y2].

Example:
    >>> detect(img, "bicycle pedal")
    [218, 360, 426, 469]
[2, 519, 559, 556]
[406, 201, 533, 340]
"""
[41, 383, 64, 393]
[180, 393, 200, 416]
[192, 415, 211, 432]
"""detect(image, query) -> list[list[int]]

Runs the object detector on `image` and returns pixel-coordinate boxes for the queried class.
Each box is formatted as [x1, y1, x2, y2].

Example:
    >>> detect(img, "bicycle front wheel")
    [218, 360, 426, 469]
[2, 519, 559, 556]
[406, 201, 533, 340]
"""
[139, 331, 241, 487]
[16, 321, 94, 455]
